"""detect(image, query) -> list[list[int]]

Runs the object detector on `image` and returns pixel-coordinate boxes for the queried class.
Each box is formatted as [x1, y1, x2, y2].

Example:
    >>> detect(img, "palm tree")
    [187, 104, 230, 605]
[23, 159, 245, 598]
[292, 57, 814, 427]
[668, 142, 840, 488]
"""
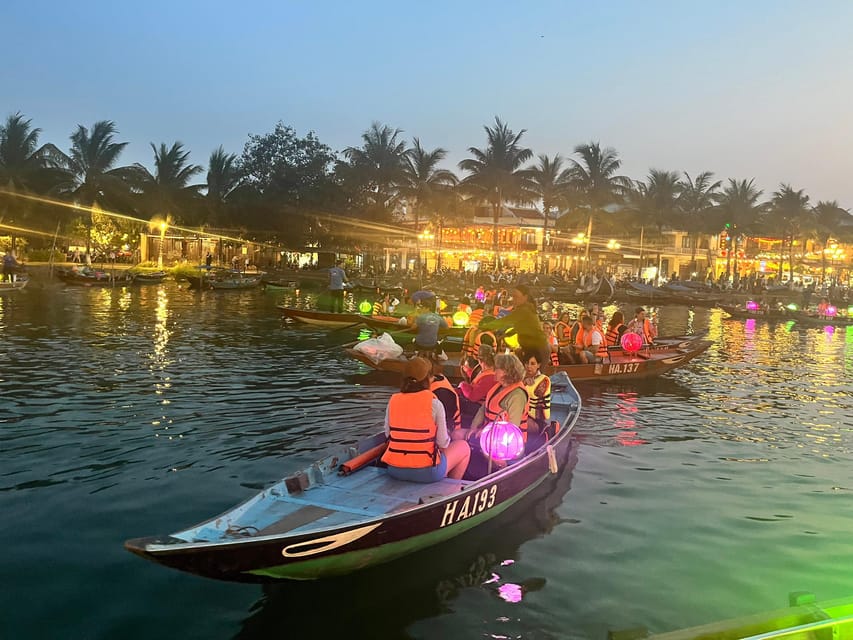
[132, 142, 203, 223]
[528, 154, 569, 272]
[769, 184, 811, 286]
[564, 142, 631, 264]
[66, 120, 135, 259]
[679, 171, 721, 272]
[458, 117, 533, 269]
[0, 112, 67, 253]
[398, 139, 457, 273]
[812, 200, 849, 284]
[205, 146, 242, 225]
[717, 178, 764, 282]
[342, 122, 408, 221]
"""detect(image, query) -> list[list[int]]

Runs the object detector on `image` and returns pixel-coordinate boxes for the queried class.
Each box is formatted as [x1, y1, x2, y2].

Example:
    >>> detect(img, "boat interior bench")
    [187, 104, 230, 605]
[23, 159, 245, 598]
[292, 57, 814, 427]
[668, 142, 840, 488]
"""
[233, 467, 471, 539]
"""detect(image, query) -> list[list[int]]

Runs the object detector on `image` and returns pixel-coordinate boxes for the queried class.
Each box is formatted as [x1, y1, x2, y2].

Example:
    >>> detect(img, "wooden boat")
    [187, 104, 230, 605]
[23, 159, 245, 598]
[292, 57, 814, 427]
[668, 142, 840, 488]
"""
[611, 591, 853, 639]
[131, 271, 167, 284]
[208, 272, 264, 290]
[56, 266, 134, 286]
[790, 312, 853, 328]
[345, 338, 713, 384]
[0, 277, 28, 293]
[124, 377, 582, 582]
[718, 304, 792, 321]
[361, 313, 469, 338]
[279, 306, 367, 328]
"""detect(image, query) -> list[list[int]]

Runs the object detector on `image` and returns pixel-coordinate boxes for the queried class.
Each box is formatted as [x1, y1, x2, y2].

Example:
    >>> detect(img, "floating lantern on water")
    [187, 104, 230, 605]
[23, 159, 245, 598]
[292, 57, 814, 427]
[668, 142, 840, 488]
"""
[620, 332, 643, 353]
[503, 333, 520, 349]
[358, 300, 372, 314]
[746, 300, 760, 311]
[786, 303, 799, 311]
[825, 305, 837, 317]
[452, 310, 469, 326]
[438, 299, 448, 311]
[479, 420, 525, 461]
[848, 306, 853, 316]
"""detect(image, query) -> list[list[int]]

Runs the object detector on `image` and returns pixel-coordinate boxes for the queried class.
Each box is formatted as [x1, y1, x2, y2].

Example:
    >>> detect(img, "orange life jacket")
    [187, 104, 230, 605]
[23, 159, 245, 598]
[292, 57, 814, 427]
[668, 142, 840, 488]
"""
[381, 390, 439, 469]
[468, 308, 484, 327]
[554, 321, 572, 348]
[631, 317, 655, 343]
[604, 323, 624, 347]
[483, 382, 529, 442]
[462, 328, 497, 360]
[575, 326, 607, 357]
[547, 334, 559, 366]
[430, 376, 461, 430]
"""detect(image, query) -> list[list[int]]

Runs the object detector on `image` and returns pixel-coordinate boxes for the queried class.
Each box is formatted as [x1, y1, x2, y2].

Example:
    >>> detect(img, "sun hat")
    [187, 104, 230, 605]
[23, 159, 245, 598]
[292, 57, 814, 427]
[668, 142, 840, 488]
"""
[404, 357, 432, 382]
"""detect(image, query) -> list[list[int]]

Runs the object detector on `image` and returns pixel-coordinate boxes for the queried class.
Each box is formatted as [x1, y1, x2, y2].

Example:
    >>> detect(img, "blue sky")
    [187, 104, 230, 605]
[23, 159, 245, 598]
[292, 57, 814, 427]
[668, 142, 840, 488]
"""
[4, 0, 853, 205]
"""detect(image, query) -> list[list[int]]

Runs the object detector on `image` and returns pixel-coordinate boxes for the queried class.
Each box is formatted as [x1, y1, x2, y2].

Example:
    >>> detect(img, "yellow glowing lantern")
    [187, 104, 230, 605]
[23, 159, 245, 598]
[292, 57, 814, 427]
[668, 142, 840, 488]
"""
[452, 310, 469, 326]
[438, 299, 448, 311]
[503, 333, 520, 349]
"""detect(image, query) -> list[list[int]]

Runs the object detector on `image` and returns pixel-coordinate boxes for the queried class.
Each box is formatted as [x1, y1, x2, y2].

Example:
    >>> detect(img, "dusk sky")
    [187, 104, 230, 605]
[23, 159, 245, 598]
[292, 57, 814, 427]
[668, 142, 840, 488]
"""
[4, 0, 853, 206]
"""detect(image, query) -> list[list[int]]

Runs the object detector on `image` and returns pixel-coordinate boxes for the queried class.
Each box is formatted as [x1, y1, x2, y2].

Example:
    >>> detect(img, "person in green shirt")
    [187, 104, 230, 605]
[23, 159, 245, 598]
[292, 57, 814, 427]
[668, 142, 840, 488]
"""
[479, 284, 549, 364]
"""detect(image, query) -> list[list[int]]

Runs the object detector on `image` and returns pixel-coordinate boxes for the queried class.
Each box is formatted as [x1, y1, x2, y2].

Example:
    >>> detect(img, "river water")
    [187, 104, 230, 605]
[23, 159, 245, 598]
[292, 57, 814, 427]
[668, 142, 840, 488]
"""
[1, 283, 851, 639]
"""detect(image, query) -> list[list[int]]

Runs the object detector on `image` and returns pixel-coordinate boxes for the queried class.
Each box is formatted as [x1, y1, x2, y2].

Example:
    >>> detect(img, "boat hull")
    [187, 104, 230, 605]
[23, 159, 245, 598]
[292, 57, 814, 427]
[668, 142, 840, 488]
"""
[278, 306, 366, 327]
[125, 384, 581, 582]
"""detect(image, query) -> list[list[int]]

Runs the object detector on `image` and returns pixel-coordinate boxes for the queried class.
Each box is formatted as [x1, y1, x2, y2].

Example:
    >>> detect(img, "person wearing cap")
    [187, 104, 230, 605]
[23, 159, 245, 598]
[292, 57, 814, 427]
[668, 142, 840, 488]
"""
[381, 357, 471, 482]
[479, 284, 549, 364]
[327, 259, 348, 313]
[626, 307, 657, 344]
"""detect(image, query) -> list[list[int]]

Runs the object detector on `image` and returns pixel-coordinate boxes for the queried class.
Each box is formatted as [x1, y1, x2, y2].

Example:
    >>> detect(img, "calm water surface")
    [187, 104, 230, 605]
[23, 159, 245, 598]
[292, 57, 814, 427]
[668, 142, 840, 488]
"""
[1, 283, 851, 639]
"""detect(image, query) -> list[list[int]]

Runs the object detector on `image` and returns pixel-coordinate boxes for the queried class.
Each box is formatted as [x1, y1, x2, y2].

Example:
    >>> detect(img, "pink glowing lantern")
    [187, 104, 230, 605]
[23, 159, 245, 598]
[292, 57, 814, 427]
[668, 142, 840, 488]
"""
[746, 300, 760, 311]
[825, 305, 837, 317]
[479, 420, 525, 461]
[620, 332, 643, 353]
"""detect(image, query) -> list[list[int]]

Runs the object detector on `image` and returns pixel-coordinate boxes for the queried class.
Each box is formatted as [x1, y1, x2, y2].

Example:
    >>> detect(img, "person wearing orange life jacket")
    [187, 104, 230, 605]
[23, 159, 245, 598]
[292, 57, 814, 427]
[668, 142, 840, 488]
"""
[626, 306, 657, 344]
[574, 315, 607, 364]
[461, 321, 497, 366]
[457, 344, 497, 431]
[381, 357, 470, 482]
[468, 305, 485, 328]
[456, 297, 473, 316]
[541, 321, 560, 366]
[604, 310, 627, 347]
[429, 359, 461, 431]
[464, 354, 530, 446]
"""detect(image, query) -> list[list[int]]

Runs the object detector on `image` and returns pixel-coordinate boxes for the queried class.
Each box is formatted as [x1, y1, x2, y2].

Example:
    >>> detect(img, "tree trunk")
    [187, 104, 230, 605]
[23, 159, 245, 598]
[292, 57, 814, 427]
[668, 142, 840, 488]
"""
[788, 232, 794, 288]
[492, 191, 501, 271]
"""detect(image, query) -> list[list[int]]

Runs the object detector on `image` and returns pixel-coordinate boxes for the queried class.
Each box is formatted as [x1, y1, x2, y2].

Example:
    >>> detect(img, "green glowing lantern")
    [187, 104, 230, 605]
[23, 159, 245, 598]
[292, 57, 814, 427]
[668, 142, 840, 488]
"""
[786, 303, 799, 311]
[358, 300, 372, 314]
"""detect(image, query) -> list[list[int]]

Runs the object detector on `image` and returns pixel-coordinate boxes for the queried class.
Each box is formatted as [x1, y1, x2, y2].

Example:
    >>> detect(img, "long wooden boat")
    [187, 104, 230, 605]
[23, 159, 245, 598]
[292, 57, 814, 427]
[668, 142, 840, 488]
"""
[362, 313, 469, 338]
[124, 377, 582, 582]
[612, 591, 853, 639]
[719, 304, 792, 321]
[131, 271, 167, 284]
[279, 306, 367, 327]
[208, 272, 264, 290]
[720, 305, 853, 327]
[56, 267, 134, 286]
[0, 277, 28, 294]
[345, 339, 713, 383]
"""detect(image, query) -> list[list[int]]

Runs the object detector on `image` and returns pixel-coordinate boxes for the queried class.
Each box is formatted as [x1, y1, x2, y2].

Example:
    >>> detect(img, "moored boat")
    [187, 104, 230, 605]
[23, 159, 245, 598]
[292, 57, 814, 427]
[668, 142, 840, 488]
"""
[131, 270, 167, 284]
[56, 266, 134, 286]
[124, 376, 582, 582]
[345, 338, 713, 383]
[208, 272, 264, 290]
[0, 277, 28, 293]
[279, 306, 367, 327]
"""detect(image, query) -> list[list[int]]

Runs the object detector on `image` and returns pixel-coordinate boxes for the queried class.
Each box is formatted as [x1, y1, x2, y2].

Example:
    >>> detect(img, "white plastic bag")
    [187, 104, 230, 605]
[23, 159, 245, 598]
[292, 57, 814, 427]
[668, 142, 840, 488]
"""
[352, 332, 404, 364]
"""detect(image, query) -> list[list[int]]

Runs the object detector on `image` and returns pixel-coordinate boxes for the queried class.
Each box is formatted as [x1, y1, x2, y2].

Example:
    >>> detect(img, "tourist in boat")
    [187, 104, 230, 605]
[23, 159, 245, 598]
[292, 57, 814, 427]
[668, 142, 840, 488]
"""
[412, 295, 445, 358]
[626, 307, 657, 344]
[817, 297, 830, 318]
[429, 358, 461, 432]
[541, 321, 560, 366]
[465, 353, 530, 444]
[604, 310, 627, 347]
[574, 314, 607, 364]
[327, 259, 348, 313]
[461, 321, 496, 369]
[457, 344, 497, 429]
[479, 285, 550, 365]
[522, 350, 551, 450]
[381, 357, 471, 482]
[456, 297, 473, 316]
